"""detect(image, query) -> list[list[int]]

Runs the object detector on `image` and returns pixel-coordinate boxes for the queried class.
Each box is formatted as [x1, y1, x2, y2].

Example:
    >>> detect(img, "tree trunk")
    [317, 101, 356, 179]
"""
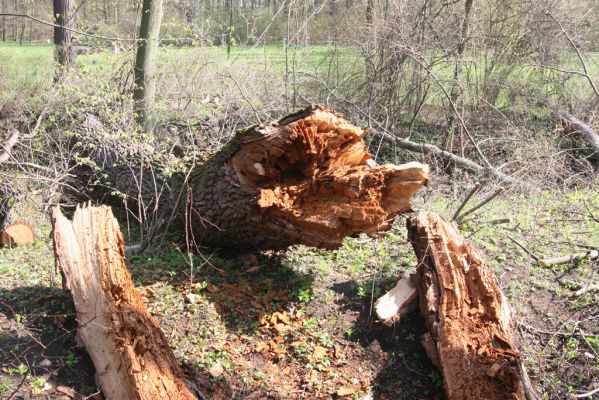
[544, 100, 599, 162]
[1, 0, 6, 42]
[133, 0, 164, 134]
[406, 211, 527, 400]
[181, 107, 429, 252]
[444, 0, 474, 158]
[53, 0, 75, 72]
[76, 106, 429, 253]
[51, 205, 197, 400]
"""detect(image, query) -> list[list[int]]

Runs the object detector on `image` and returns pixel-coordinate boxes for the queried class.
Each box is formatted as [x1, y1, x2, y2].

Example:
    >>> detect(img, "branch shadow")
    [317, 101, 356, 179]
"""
[0, 285, 97, 398]
[331, 278, 445, 400]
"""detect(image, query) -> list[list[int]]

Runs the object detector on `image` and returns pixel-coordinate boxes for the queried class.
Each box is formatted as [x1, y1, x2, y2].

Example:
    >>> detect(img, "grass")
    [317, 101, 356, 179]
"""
[3, 42, 598, 119]
[0, 189, 597, 398]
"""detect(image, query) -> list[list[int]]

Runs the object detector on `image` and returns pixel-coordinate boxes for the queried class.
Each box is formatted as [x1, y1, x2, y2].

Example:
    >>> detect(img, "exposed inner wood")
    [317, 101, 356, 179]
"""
[407, 211, 526, 400]
[73, 106, 429, 253]
[51, 204, 196, 400]
[185, 106, 429, 251]
[0, 223, 35, 247]
[374, 276, 418, 325]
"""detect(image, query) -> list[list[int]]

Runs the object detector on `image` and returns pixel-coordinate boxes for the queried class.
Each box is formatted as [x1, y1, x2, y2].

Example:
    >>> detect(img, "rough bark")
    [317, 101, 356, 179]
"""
[180, 106, 429, 252]
[407, 211, 526, 400]
[545, 101, 599, 160]
[51, 204, 196, 400]
[134, 0, 164, 133]
[76, 106, 430, 253]
[53, 0, 75, 71]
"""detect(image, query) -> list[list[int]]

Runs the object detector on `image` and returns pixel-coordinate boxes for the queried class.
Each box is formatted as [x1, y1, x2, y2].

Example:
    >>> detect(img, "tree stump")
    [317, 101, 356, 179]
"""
[51, 204, 196, 400]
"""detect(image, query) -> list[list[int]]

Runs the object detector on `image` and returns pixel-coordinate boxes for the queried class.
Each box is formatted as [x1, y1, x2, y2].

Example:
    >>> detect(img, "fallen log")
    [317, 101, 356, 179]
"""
[51, 204, 196, 400]
[77, 106, 429, 252]
[406, 211, 527, 400]
[0, 183, 41, 247]
[0, 223, 35, 247]
[544, 101, 599, 159]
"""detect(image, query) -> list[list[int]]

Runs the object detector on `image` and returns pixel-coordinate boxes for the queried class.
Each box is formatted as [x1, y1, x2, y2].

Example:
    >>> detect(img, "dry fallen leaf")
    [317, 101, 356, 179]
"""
[208, 362, 224, 378]
[336, 387, 355, 397]
[310, 345, 327, 362]
[256, 342, 270, 352]
[206, 284, 220, 293]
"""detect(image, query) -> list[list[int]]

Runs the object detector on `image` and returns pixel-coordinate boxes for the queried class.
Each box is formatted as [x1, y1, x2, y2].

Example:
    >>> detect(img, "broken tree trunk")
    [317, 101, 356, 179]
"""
[182, 106, 429, 251]
[406, 211, 526, 400]
[51, 204, 196, 400]
[77, 106, 429, 253]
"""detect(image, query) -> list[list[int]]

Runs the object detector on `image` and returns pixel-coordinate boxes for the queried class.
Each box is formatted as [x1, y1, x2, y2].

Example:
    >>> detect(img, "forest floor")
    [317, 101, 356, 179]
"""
[1, 190, 597, 399]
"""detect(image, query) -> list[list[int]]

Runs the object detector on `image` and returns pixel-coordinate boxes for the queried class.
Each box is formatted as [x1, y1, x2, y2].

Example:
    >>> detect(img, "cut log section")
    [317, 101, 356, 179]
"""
[51, 204, 196, 400]
[406, 211, 526, 400]
[374, 276, 418, 324]
[182, 106, 429, 252]
[0, 223, 35, 247]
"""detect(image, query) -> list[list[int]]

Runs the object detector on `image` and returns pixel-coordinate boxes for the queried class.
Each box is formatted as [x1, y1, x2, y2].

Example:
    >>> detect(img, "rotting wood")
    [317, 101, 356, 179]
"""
[77, 106, 429, 253]
[374, 276, 418, 325]
[407, 211, 528, 400]
[51, 204, 196, 400]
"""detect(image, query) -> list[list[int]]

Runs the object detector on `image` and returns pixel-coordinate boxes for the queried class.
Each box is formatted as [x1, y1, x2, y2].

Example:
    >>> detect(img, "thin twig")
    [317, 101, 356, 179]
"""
[457, 187, 504, 222]
[506, 234, 540, 262]
[451, 182, 482, 221]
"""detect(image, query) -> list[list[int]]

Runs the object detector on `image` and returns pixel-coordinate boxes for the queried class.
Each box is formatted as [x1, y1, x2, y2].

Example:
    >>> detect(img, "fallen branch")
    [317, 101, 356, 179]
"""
[0, 129, 19, 163]
[370, 129, 518, 184]
[506, 235, 540, 263]
[538, 249, 599, 267]
[374, 277, 418, 325]
[52, 204, 196, 400]
[451, 182, 482, 221]
[575, 284, 599, 297]
[456, 187, 504, 222]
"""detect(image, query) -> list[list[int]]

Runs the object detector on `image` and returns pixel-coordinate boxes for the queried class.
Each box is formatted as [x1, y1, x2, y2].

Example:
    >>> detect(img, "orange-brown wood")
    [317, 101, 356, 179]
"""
[407, 211, 526, 400]
[52, 205, 196, 400]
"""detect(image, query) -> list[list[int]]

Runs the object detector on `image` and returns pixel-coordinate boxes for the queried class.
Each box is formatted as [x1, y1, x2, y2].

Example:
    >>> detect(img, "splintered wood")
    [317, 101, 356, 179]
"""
[374, 277, 418, 325]
[208, 106, 429, 250]
[407, 211, 526, 400]
[52, 205, 195, 400]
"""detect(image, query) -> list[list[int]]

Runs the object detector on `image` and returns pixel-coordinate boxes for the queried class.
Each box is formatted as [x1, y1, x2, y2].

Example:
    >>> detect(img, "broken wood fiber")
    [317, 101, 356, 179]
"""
[52, 204, 195, 400]
[407, 211, 526, 400]
[182, 106, 430, 252]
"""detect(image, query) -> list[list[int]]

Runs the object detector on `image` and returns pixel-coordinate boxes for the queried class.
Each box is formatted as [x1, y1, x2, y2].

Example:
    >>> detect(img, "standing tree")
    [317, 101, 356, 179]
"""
[133, 0, 164, 134]
[53, 0, 75, 71]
